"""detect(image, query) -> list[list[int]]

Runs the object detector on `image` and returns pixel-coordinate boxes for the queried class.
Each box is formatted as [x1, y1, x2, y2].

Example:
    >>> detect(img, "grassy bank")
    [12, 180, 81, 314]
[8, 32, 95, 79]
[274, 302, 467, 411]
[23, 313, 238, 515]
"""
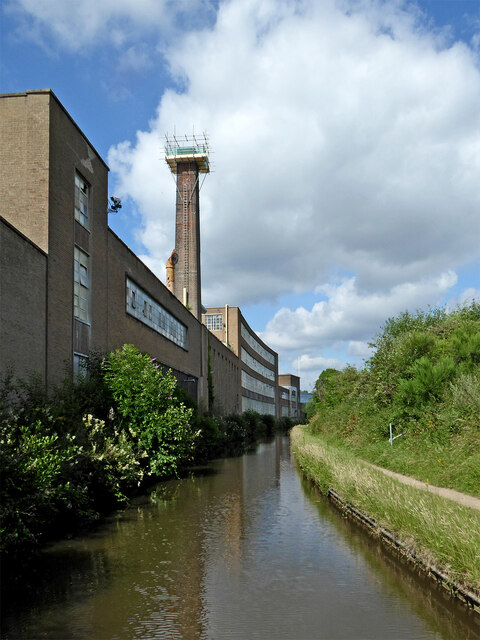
[291, 425, 480, 597]
[305, 302, 480, 497]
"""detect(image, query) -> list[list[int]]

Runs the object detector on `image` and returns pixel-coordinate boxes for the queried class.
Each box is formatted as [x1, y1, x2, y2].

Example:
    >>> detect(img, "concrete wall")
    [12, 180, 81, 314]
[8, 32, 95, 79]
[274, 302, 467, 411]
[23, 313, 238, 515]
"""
[0, 217, 47, 380]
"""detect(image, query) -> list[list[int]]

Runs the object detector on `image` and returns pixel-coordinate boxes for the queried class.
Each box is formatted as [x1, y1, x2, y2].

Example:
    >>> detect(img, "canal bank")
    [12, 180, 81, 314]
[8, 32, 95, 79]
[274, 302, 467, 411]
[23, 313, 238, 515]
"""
[290, 425, 480, 614]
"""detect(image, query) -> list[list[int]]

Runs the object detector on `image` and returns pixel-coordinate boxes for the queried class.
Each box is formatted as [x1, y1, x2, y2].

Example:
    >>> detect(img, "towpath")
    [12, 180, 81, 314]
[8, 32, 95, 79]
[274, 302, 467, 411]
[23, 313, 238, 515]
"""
[367, 462, 480, 511]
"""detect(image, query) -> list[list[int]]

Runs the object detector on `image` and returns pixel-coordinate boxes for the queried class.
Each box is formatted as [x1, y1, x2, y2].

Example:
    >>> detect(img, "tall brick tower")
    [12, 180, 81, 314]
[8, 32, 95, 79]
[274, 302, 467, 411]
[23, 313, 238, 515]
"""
[165, 134, 210, 320]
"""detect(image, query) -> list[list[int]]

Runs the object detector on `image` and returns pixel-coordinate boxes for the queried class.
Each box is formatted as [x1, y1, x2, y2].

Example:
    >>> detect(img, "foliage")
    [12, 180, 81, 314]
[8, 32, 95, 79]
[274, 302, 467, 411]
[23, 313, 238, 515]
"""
[308, 301, 480, 496]
[1, 343, 298, 555]
[101, 345, 196, 477]
[0, 418, 93, 552]
[82, 414, 144, 500]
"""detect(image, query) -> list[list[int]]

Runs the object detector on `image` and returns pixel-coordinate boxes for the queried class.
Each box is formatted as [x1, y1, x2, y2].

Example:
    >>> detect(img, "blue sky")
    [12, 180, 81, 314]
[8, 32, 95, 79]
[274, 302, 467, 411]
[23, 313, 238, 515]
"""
[2, 0, 479, 390]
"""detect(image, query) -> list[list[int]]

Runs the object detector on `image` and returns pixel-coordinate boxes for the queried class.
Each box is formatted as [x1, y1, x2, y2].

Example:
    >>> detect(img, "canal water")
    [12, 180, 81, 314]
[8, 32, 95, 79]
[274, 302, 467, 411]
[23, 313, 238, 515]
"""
[2, 436, 479, 640]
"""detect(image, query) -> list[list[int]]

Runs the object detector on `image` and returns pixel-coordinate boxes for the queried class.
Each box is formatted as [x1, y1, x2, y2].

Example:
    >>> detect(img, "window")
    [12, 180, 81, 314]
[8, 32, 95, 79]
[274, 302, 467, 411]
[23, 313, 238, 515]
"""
[74, 247, 90, 323]
[126, 278, 187, 349]
[204, 313, 223, 331]
[73, 353, 89, 378]
[241, 370, 275, 399]
[242, 396, 275, 415]
[75, 173, 89, 228]
[241, 347, 275, 381]
[241, 324, 275, 364]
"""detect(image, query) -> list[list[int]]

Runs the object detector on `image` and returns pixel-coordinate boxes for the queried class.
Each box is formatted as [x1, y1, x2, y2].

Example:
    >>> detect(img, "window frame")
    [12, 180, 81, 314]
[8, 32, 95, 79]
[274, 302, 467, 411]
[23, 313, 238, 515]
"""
[74, 172, 90, 229]
[74, 246, 90, 324]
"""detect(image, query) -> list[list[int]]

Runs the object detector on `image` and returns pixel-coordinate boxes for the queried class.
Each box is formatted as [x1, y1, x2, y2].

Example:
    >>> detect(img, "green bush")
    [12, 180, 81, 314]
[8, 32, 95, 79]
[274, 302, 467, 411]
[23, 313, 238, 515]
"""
[192, 414, 226, 461]
[0, 419, 93, 552]
[260, 413, 276, 436]
[1, 345, 305, 555]
[221, 413, 248, 444]
[243, 409, 264, 440]
[102, 345, 195, 477]
[396, 356, 455, 408]
[307, 301, 480, 495]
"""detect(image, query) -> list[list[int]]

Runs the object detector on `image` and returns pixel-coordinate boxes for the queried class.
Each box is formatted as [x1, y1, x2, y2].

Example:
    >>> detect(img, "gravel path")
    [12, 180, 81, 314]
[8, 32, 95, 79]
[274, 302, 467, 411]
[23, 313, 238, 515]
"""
[367, 462, 480, 511]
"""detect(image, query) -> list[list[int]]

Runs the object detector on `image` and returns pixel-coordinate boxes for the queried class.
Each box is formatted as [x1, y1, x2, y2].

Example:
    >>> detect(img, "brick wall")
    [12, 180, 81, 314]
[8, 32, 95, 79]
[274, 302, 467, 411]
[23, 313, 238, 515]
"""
[0, 217, 47, 380]
[1, 89, 277, 416]
[0, 91, 50, 252]
[107, 230, 207, 404]
[174, 162, 202, 319]
[47, 93, 110, 385]
[207, 330, 240, 414]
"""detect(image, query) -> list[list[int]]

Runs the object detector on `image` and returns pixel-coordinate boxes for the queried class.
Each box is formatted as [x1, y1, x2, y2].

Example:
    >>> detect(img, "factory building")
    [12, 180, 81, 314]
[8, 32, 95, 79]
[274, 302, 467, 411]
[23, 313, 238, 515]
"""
[203, 306, 278, 416]
[0, 89, 299, 418]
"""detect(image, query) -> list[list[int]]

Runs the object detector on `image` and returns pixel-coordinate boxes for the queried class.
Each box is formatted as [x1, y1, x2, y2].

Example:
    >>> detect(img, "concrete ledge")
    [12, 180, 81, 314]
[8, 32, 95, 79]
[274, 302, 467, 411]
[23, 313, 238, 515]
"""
[327, 487, 480, 614]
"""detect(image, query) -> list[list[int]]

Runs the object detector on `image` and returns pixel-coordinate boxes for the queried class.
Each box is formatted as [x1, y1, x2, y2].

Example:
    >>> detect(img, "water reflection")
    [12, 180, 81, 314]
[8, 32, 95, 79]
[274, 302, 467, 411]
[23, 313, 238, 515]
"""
[2, 437, 478, 640]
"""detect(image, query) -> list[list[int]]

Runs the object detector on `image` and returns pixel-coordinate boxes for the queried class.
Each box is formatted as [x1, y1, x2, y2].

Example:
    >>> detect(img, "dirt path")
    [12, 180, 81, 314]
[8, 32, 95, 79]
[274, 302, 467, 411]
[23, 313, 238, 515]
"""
[367, 462, 480, 511]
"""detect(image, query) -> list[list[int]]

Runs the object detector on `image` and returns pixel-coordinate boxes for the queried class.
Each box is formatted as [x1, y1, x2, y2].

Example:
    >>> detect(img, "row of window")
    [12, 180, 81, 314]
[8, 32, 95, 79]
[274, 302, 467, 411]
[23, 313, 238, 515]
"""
[73, 172, 90, 376]
[242, 396, 276, 416]
[241, 370, 275, 399]
[126, 278, 187, 349]
[204, 313, 223, 331]
[241, 324, 275, 365]
[241, 347, 275, 381]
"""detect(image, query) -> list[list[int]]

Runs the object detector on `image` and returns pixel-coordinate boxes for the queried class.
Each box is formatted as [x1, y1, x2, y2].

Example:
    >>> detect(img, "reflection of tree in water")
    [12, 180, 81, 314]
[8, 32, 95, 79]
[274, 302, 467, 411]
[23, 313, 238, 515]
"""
[300, 475, 480, 640]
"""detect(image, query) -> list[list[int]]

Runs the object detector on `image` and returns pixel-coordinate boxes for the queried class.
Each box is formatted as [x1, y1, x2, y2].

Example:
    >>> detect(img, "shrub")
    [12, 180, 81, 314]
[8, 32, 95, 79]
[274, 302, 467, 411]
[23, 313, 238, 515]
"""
[102, 345, 196, 477]
[397, 356, 455, 408]
[221, 413, 248, 444]
[243, 409, 264, 440]
[192, 414, 225, 461]
[0, 419, 92, 552]
[260, 413, 276, 436]
[82, 414, 144, 501]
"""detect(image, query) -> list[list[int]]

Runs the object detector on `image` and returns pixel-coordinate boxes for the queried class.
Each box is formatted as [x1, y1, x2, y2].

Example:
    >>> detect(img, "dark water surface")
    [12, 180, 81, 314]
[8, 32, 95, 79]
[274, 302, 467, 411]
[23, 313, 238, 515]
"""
[2, 436, 479, 639]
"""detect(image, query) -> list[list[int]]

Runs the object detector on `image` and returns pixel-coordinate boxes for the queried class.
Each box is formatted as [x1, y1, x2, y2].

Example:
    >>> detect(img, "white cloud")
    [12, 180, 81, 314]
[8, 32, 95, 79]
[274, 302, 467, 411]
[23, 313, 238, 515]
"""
[292, 354, 346, 372]
[273, 272, 457, 390]
[261, 271, 457, 352]
[7, 0, 215, 51]
[8, 0, 480, 388]
[117, 45, 153, 73]
[446, 286, 480, 310]
[106, 0, 480, 311]
[347, 340, 373, 360]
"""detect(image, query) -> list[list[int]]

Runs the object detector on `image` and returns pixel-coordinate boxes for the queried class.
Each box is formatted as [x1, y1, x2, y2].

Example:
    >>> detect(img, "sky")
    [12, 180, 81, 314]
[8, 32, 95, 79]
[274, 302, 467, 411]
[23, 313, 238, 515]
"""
[2, 0, 480, 390]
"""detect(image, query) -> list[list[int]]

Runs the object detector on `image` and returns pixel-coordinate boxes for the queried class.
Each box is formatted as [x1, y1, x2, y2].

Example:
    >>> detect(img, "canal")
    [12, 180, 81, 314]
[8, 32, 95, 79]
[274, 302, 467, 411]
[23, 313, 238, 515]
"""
[2, 436, 479, 639]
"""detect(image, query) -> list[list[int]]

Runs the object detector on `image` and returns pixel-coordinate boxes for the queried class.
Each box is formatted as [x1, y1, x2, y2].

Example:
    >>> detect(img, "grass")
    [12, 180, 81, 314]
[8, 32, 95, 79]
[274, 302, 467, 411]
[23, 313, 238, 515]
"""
[291, 425, 480, 596]
[309, 412, 480, 498]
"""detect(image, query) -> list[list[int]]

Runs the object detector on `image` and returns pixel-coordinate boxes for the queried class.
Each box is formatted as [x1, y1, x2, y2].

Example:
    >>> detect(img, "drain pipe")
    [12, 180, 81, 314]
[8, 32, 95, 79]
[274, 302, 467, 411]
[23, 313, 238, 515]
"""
[225, 304, 229, 346]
